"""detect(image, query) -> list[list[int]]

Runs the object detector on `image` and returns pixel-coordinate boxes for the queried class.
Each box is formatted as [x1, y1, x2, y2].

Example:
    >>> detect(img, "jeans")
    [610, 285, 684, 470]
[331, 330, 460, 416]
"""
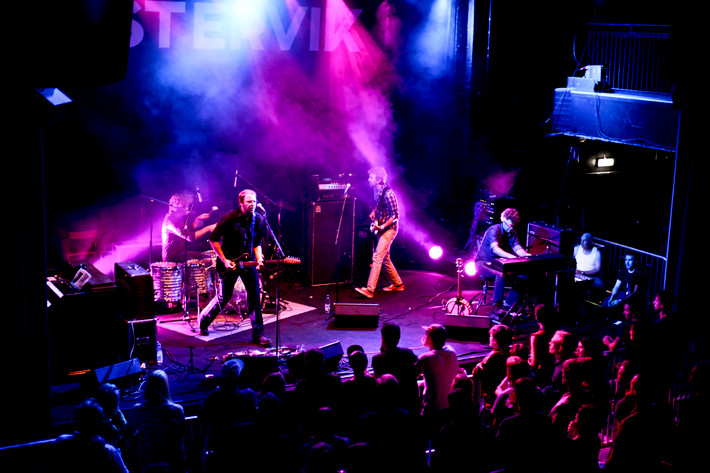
[366, 227, 403, 292]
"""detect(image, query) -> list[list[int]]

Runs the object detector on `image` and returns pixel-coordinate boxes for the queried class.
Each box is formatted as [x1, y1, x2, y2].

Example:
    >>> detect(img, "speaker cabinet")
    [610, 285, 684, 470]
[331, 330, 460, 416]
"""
[526, 221, 575, 256]
[305, 199, 356, 286]
[333, 303, 380, 329]
[128, 318, 157, 363]
[95, 358, 142, 385]
[227, 355, 280, 390]
[115, 262, 155, 320]
[444, 314, 490, 341]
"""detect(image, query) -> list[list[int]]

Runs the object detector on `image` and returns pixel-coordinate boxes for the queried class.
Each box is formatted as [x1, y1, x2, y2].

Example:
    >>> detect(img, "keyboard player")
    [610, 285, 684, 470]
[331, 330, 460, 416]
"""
[474, 208, 532, 316]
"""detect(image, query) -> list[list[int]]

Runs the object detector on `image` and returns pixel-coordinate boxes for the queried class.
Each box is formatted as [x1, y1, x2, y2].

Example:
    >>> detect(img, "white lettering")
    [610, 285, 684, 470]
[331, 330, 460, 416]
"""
[325, 9, 361, 52]
[144, 1, 186, 48]
[267, 6, 307, 51]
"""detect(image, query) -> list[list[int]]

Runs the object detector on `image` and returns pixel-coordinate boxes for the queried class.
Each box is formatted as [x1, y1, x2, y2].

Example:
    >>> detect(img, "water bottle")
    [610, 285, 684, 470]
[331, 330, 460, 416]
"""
[156, 342, 163, 364]
[324, 294, 331, 315]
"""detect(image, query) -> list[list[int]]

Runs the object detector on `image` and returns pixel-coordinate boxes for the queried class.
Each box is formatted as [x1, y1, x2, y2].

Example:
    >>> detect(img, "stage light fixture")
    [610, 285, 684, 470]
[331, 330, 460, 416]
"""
[596, 156, 615, 168]
[428, 245, 443, 260]
[464, 260, 477, 276]
[35, 88, 72, 106]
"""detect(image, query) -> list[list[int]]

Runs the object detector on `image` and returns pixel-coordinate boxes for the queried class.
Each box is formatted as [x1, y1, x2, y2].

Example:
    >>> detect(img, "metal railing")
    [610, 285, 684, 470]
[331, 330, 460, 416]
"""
[580, 24, 673, 93]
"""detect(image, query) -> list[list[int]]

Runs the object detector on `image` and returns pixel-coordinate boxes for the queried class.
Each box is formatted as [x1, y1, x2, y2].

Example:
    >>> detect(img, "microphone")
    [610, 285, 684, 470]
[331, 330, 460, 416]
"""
[234, 170, 238, 188]
[343, 183, 351, 195]
[256, 202, 266, 213]
[196, 185, 203, 203]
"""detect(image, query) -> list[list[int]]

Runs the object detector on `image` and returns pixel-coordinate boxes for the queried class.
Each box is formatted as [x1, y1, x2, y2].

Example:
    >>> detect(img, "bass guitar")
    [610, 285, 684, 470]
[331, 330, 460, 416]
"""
[216, 252, 301, 277]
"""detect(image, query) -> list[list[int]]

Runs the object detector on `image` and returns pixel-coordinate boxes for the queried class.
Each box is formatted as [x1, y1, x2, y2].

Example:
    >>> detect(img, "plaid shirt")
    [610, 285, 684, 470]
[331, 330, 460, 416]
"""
[375, 186, 399, 230]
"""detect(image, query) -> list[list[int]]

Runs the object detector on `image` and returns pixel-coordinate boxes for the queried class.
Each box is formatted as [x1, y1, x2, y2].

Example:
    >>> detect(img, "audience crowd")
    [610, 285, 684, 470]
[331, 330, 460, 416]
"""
[50, 291, 707, 473]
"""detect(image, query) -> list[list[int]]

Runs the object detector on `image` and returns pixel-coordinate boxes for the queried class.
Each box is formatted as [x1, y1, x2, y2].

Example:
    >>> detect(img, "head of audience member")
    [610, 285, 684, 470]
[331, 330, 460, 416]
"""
[73, 398, 106, 437]
[375, 374, 401, 409]
[623, 253, 638, 272]
[450, 372, 474, 398]
[95, 383, 121, 419]
[575, 337, 605, 360]
[348, 350, 369, 377]
[615, 360, 636, 394]
[304, 348, 327, 376]
[261, 371, 286, 400]
[567, 403, 603, 440]
[380, 323, 401, 352]
[142, 370, 171, 402]
[549, 330, 575, 362]
[562, 358, 590, 393]
[511, 377, 543, 413]
[653, 290, 676, 318]
[220, 358, 245, 390]
[506, 356, 533, 384]
[423, 324, 448, 350]
[622, 302, 639, 322]
[489, 324, 513, 354]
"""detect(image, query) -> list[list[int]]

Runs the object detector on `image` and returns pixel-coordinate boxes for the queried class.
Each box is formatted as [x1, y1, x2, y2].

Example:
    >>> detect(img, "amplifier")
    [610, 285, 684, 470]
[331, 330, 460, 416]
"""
[526, 221, 575, 256]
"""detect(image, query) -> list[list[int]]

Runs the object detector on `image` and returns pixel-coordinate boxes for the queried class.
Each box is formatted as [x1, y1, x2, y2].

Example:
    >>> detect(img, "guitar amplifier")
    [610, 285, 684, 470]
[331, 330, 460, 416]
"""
[526, 221, 575, 256]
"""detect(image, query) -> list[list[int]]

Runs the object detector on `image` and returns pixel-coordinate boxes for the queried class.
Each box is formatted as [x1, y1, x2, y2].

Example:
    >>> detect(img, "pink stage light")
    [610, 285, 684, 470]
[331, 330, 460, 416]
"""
[464, 260, 477, 276]
[428, 245, 443, 260]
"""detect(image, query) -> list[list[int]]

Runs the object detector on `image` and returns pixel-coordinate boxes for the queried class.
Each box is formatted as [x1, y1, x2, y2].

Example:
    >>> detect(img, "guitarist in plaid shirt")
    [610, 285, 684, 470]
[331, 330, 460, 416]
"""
[355, 166, 404, 299]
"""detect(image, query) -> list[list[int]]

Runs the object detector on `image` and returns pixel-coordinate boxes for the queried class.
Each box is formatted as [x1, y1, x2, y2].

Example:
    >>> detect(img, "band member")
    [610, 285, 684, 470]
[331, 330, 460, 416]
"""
[161, 192, 216, 262]
[355, 166, 404, 299]
[474, 208, 531, 314]
[199, 189, 271, 346]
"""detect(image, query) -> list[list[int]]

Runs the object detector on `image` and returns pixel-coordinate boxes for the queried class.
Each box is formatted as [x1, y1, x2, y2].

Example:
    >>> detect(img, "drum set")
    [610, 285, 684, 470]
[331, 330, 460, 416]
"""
[150, 251, 261, 319]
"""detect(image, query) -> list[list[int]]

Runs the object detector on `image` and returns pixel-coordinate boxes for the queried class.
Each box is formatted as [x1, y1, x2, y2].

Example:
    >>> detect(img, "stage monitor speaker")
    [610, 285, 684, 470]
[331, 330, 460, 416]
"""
[306, 199, 356, 286]
[95, 357, 142, 385]
[527, 221, 575, 257]
[444, 314, 490, 341]
[115, 262, 155, 320]
[333, 303, 379, 329]
[286, 341, 344, 378]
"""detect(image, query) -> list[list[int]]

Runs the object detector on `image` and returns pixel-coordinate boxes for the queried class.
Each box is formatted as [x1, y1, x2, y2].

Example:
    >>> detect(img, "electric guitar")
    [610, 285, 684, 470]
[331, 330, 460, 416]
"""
[443, 258, 473, 315]
[370, 218, 398, 236]
[216, 252, 301, 277]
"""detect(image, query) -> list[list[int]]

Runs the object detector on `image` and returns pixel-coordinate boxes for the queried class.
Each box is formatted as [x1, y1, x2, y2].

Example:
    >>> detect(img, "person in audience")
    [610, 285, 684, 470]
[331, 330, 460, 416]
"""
[293, 348, 343, 435]
[674, 363, 710, 473]
[603, 373, 674, 472]
[371, 322, 421, 415]
[602, 302, 638, 353]
[491, 355, 534, 429]
[341, 349, 378, 433]
[51, 397, 129, 473]
[564, 403, 604, 473]
[299, 407, 351, 472]
[199, 358, 258, 472]
[528, 304, 558, 387]
[575, 336, 609, 399]
[431, 379, 493, 473]
[493, 377, 551, 473]
[94, 382, 128, 455]
[126, 369, 186, 473]
[416, 324, 461, 435]
[472, 324, 513, 408]
[354, 374, 428, 473]
[544, 329, 576, 403]
[549, 358, 595, 441]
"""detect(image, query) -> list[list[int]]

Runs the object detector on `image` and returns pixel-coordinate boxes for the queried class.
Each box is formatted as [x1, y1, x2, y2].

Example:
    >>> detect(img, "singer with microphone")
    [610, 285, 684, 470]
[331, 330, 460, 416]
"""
[161, 191, 216, 262]
[199, 189, 271, 346]
[355, 166, 404, 299]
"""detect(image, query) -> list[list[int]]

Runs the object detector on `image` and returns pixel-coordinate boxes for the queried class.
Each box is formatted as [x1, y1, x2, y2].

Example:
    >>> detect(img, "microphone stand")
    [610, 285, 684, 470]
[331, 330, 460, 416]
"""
[259, 207, 286, 355]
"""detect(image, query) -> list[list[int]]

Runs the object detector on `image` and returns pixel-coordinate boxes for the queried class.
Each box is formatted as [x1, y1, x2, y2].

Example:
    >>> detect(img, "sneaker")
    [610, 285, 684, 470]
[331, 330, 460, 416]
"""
[355, 287, 374, 299]
[382, 284, 405, 292]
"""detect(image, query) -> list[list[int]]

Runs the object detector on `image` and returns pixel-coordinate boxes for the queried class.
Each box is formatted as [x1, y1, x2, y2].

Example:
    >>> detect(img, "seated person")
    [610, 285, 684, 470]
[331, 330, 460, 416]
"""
[573, 233, 604, 288]
[602, 253, 646, 312]
[474, 208, 532, 314]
